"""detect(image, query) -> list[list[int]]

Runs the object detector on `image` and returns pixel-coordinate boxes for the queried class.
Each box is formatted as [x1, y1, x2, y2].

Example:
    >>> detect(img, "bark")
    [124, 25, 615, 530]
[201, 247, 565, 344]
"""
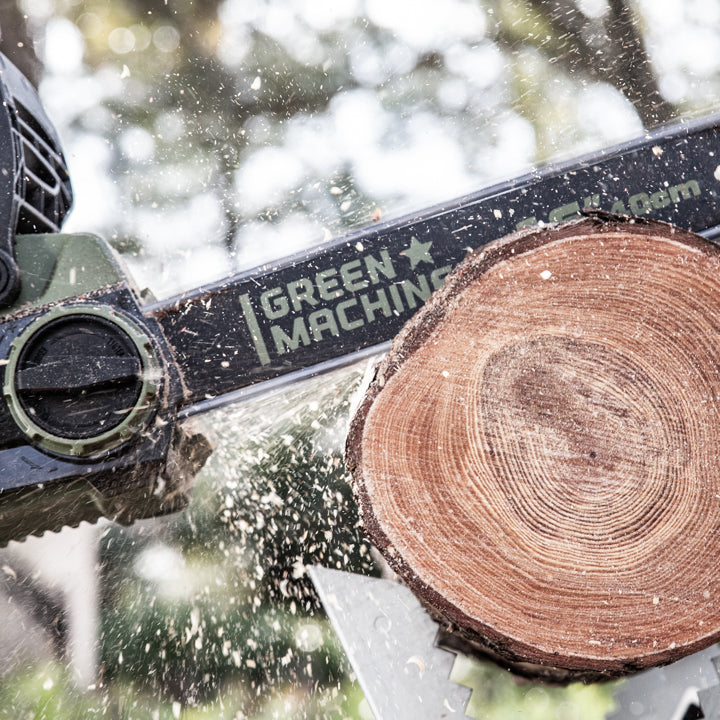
[347, 216, 720, 680]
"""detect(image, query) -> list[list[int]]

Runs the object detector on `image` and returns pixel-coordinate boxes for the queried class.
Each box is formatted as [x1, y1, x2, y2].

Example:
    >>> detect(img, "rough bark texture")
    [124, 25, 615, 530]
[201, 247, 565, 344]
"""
[347, 216, 720, 681]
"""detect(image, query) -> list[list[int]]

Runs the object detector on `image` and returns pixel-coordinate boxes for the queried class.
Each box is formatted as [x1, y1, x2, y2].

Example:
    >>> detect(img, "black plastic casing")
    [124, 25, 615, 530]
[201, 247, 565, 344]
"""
[0, 280, 210, 544]
[0, 53, 73, 305]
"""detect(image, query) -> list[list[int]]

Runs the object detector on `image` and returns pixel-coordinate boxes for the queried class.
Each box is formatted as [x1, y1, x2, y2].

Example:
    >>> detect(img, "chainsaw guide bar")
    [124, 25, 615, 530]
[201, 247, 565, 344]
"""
[150, 113, 720, 412]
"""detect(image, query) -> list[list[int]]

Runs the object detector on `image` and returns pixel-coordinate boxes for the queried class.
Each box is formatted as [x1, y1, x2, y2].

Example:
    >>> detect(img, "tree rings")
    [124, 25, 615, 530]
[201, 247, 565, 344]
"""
[347, 216, 720, 679]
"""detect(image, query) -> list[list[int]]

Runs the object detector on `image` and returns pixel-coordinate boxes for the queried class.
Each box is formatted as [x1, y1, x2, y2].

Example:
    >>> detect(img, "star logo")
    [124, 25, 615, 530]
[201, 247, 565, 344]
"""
[400, 237, 434, 269]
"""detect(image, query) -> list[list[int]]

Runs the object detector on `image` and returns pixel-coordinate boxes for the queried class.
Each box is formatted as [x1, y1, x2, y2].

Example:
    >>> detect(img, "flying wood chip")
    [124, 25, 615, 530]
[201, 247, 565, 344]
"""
[346, 215, 720, 681]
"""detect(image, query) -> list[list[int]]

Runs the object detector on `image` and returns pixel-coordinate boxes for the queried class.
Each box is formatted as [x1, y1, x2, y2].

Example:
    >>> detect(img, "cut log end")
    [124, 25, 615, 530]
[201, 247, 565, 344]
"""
[346, 216, 720, 680]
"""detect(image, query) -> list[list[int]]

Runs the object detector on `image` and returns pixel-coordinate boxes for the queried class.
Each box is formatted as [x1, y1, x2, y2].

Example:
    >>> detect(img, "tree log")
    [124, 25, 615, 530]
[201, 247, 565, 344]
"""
[346, 215, 720, 680]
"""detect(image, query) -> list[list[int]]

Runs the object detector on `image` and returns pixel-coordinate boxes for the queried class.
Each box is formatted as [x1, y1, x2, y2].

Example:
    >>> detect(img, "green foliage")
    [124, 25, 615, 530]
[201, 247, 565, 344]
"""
[0, 664, 100, 720]
[451, 655, 616, 720]
[46, 0, 685, 295]
[0, 659, 369, 719]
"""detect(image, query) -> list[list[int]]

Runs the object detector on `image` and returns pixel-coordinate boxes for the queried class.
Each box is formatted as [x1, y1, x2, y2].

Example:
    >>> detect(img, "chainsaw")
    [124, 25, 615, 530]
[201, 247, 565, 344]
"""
[1, 51, 720, 718]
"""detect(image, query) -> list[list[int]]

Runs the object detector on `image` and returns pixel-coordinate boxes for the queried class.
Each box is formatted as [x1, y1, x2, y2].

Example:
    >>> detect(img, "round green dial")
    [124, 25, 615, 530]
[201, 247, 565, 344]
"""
[3, 304, 161, 458]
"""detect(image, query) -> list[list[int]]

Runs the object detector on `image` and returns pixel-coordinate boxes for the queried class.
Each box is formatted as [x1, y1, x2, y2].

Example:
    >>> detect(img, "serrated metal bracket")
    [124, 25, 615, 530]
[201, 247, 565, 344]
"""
[608, 645, 720, 720]
[309, 566, 473, 720]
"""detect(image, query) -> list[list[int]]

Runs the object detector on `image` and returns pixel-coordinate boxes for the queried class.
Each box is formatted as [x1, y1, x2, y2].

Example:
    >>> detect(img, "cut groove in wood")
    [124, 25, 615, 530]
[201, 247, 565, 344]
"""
[346, 216, 720, 680]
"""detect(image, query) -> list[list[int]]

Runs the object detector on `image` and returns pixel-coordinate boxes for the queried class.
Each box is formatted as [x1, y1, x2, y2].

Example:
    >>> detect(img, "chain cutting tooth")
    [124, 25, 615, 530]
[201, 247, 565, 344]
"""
[607, 646, 720, 720]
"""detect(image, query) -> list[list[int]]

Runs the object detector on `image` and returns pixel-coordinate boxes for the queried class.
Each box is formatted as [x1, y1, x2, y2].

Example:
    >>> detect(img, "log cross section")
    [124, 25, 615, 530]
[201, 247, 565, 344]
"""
[346, 216, 720, 680]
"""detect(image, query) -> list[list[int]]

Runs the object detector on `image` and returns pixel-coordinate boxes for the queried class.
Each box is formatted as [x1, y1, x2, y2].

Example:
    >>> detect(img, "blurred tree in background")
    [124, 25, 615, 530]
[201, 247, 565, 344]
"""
[0, 0, 40, 84]
[8, 0, 708, 298]
[0, 0, 719, 717]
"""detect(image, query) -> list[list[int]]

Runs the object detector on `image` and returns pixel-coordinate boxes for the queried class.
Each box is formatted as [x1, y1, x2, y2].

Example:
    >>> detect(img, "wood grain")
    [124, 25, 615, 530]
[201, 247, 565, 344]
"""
[346, 216, 720, 680]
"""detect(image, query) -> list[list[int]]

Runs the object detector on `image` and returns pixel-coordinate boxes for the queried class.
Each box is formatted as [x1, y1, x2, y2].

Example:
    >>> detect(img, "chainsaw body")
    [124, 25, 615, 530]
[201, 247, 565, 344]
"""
[0, 233, 209, 540]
